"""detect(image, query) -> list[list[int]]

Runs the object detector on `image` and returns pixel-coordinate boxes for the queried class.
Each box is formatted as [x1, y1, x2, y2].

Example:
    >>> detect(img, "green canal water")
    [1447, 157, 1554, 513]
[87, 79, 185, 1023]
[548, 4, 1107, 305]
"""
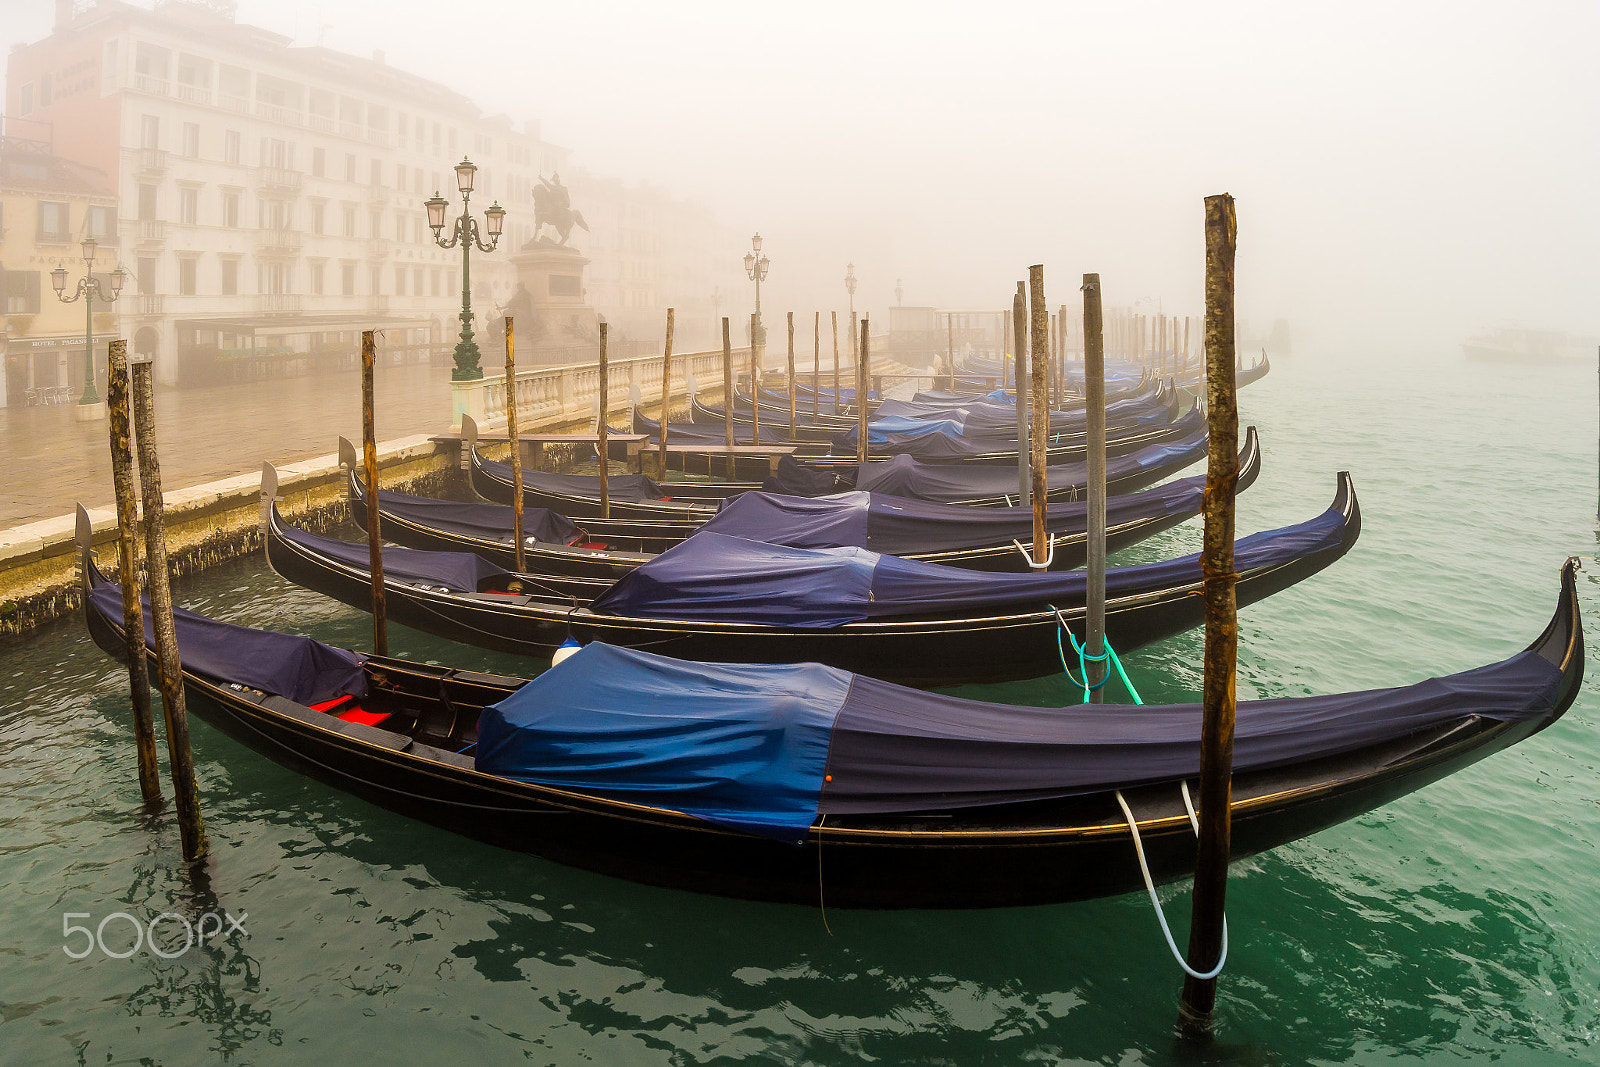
[1, 351, 1596, 1064]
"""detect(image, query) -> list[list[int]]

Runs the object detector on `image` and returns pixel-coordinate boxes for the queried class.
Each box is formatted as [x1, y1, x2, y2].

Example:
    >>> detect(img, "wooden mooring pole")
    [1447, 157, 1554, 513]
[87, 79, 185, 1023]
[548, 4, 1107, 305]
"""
[749, 314, 761, 441]
[360, 330, 388, 656]
[598, 322, 611, 519]
[504, 317, 525, 573]
[658, 308, 674, 478]
[105, 339, 161, 806]
[831, 311, 840, 415]
[722, 318, 735, 477]
[787, 311, 797, 440]
[1082, 274, 1107, 704]
[1028, 266, 1049, 566]
[812, 312, 820, 420]
[1013, 282, 1029, 504]
[1178, 193, 1241, 1034]
[129, 356, 208, 861]
[946, 312, 955, 393]
[856, 317, 870, 466]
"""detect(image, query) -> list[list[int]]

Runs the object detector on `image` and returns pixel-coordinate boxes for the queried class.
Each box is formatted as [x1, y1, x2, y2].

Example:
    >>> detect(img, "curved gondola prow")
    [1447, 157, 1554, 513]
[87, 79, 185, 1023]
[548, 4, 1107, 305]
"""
[74, 502, 97, 602]
[1331, 470, 1361, 552]
[1526, 559, 1585, 724]
[338, 435, 359, 479]
[1235, 426, 1262, 495]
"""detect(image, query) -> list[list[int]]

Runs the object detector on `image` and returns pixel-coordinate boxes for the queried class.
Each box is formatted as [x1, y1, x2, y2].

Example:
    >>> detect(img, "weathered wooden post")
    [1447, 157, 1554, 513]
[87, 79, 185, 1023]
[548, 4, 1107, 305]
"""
[658, 307, 674, 477]
[812, 311, 821, 419]
[856, 317, 870, 466]
[831, 311, 840, 414]
[1179, 192, 1241, 1033]
[129, 356, 208, 861]
[749, 313, 761, 441]
[722, 317, 735, 476]
[946, 312, 956, 392]
[597, 322, 611, 519]
[1028, 266, 1049, 566]
[1082, 274, 1107, 705]
[360, 330, 388, 655]
[787, 311, 797, 440]
[503, 317, 525, 572]
[1013, 283, 1030, 504]
[105, 339, 161, 806]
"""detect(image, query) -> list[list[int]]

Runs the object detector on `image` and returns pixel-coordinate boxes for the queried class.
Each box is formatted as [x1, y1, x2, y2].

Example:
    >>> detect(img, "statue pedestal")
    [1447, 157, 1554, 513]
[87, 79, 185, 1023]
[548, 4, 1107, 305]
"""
[511, 243, 599, 362]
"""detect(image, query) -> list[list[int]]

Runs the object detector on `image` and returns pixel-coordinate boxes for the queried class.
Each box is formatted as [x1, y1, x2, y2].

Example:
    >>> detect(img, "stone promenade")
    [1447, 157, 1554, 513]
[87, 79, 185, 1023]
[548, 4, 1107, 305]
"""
[0, 359, 456, 529]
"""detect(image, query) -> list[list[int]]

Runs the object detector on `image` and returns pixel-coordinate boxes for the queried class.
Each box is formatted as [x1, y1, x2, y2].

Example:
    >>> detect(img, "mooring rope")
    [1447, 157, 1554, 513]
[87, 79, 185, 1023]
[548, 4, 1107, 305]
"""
[1049, 607, 1228, 979]
[1115, 785, 1228, 981]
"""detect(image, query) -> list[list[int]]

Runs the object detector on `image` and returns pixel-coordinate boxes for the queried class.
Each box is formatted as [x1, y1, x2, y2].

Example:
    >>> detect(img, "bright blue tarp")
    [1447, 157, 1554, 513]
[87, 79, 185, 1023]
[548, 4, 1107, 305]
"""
[475, 642, 854, 842]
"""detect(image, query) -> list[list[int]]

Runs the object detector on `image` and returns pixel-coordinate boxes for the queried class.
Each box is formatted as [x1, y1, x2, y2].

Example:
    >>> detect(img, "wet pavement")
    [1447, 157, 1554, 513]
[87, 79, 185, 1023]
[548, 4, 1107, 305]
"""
[0, 359, 457, 529]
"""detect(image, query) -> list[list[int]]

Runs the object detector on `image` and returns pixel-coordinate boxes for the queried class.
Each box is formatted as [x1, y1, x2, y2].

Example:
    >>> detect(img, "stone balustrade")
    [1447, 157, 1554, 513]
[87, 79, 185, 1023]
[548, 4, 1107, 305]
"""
[448, 346, 866, 431]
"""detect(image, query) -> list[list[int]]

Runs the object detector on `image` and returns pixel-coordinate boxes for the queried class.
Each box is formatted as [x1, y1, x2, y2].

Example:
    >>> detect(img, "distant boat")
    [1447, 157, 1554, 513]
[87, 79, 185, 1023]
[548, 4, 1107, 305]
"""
[1461, 327, 1596, 364]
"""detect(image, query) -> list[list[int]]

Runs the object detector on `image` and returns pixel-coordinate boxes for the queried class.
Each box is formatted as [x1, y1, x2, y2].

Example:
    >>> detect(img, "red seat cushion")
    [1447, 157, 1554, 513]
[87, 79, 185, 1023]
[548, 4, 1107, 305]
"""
[309, 696, 390, 727]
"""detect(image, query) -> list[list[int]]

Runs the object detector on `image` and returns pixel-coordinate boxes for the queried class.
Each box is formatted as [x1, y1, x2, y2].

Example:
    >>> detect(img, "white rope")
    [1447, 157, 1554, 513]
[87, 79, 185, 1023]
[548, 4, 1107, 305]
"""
[1114, 783, 1229, 981]
[1010, 533, 1055, 570]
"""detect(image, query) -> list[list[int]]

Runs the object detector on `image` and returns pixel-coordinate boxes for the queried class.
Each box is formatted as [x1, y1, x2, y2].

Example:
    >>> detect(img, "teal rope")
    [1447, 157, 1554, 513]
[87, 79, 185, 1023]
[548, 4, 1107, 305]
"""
[1051, 609, 1143, 705]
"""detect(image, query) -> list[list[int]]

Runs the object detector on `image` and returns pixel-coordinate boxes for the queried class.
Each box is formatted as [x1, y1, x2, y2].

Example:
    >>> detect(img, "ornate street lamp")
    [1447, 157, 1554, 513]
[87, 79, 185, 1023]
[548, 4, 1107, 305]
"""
[743, 232, 769, 351]
[425, 158, 506, 381]
[51, 237, 127, 410]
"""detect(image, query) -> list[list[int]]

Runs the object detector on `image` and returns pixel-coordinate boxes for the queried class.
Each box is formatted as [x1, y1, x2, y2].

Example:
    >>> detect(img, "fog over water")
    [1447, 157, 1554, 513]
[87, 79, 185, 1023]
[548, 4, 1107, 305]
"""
[8, 0, 1599, 356]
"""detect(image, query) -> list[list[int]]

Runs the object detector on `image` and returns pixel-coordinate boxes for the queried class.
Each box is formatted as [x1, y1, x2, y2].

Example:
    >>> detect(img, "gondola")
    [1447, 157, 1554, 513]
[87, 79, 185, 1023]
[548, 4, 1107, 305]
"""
[468, 418, 1222, 522]
[79, 514, 1584, 908]
[826, 394, 1203, 465]
[347, 428, 1262, 576]
[265, 463, 1359, 686]
[690, 383, 1199, 466]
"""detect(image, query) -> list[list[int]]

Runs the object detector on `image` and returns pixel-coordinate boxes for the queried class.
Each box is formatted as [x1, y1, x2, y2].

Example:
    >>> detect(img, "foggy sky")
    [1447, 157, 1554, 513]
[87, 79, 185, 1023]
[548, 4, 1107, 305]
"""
[7, 0, 1598, 357]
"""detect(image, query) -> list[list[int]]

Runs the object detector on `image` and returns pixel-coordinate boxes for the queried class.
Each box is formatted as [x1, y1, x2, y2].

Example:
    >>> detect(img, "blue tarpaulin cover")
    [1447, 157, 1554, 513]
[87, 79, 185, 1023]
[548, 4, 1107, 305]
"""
[475, 643, 854, 842]
[276, 521, 511, 593]
[588, 503, 1347, 627]
[846, 428, 1208, 503]
[90, 582, 366, 705]
[372, 486, 579, 545]
[473, 640, 1563, 843]
[701, 472, 1212, 556]
[477, 456, 669, 502]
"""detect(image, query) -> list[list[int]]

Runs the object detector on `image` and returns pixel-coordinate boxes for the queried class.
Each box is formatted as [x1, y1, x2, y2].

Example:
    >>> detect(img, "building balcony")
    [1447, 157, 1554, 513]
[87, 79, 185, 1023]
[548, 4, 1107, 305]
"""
[175, 84, 211, 106]
[365, 185, 389, 206]
[308, 114, 336, 134]
[135, 295, 165, 316]
[254, 294, 303, 315]
[256, 230, 303, 256]
[365, 238, 391, 259]
[257, 167, 304, 193]
[256, 102, 303, 125]
[133, 74, 169, 96]
[369, 295, 390, 312]
[219, 92, 250, 114]
[136, 219, 166, 244]
[136, 147, 167, 175]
